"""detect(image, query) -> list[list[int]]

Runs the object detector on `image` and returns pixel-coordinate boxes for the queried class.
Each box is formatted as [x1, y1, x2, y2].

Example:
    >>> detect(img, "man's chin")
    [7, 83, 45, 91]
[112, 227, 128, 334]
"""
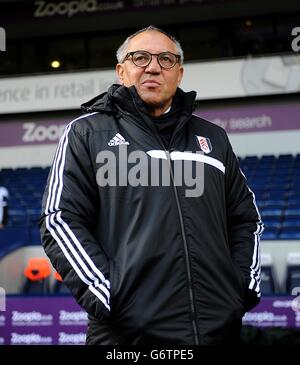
[139, 94, 166, 109]
[137, 89, 171, 114]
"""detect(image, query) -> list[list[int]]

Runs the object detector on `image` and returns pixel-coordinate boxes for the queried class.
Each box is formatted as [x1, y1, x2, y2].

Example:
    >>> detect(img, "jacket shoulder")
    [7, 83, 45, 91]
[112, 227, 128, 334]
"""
[69, 111, 116, 136]
[190, 114, 228, 139]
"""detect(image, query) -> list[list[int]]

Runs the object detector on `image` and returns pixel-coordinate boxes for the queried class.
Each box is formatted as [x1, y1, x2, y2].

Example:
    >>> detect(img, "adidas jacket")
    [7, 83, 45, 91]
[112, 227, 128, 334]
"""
[39, 84, 263, 345]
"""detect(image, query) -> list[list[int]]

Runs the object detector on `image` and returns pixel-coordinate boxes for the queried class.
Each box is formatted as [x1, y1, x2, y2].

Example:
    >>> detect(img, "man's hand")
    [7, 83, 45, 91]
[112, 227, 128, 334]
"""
[0, 224, 4, 229]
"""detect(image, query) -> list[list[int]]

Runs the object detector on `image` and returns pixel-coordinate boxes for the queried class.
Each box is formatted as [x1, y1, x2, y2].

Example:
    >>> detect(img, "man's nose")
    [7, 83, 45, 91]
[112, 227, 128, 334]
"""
[145, 55, 161, 73]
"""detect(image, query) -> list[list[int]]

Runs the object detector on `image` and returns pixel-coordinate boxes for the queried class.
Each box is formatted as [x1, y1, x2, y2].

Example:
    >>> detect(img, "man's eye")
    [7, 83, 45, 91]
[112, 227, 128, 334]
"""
[136, 56, 146, 61]
[134, 53, 149, 62]
[161, 56, 172, 63]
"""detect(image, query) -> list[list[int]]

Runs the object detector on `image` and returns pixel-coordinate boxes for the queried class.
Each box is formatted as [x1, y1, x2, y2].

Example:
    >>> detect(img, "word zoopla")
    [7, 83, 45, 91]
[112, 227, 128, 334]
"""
[34, 0, 122, 18]
[96, 145, 205, 198]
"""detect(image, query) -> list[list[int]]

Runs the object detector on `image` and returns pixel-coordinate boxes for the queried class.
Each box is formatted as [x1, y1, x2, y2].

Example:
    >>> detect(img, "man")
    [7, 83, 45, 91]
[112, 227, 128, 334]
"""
[0, 184, 9, 229]
[39, 26, 263, 345]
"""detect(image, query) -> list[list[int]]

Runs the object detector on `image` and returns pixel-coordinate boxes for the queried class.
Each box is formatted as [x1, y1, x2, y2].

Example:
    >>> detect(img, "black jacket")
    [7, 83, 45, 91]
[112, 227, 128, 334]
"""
[39, 84, 263, 345]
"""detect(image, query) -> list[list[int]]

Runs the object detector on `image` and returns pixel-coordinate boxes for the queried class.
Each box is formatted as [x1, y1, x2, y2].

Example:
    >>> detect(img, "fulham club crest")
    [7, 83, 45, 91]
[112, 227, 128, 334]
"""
[196, 135, 212, 154]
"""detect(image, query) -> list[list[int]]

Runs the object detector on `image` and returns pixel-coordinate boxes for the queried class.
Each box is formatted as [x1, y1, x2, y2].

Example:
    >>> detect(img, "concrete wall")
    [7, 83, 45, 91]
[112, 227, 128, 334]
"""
[230, 130, 300, 158]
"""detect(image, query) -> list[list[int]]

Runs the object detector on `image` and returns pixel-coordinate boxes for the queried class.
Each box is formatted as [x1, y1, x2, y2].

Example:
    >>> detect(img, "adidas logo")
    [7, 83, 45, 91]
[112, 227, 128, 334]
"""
[108, 133, 130, 146]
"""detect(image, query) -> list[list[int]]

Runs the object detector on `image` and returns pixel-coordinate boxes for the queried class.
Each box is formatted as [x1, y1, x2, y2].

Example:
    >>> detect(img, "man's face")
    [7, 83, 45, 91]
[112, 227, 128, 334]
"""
[116, 31, 184, 116]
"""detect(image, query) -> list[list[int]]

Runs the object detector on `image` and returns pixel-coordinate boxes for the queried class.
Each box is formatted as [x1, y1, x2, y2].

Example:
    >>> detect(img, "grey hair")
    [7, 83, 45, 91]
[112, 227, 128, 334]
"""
[116, 25, 184, 64]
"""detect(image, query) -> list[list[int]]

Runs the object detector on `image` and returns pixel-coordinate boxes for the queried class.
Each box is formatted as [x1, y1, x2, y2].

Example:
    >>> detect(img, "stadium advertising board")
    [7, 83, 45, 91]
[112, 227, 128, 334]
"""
[0, 296, 299, 345]
[0, 101, 300, 148]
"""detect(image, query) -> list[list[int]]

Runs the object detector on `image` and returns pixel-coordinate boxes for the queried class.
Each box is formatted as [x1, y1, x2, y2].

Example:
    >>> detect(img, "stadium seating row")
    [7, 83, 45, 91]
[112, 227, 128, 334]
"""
[0, 226, 41, 259]
[0, 154, 299, 260]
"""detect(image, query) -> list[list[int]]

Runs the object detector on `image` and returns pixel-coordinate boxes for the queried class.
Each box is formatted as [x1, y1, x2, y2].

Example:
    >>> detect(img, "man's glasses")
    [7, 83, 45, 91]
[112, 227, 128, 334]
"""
[122, 50, 181, 69]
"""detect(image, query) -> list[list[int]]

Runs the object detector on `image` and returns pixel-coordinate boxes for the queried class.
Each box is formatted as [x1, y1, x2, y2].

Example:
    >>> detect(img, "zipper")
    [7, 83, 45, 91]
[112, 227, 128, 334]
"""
[129, 95, 199, 344]
[165, 150, 199, 345]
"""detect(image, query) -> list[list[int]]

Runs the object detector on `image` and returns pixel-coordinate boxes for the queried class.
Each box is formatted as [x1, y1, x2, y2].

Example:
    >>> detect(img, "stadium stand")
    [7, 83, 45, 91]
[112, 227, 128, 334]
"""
[0, 154, 299, 248]
[0, 226, 30, 258]
[0, 167, 48, 258]
[239, 153, 300, 241]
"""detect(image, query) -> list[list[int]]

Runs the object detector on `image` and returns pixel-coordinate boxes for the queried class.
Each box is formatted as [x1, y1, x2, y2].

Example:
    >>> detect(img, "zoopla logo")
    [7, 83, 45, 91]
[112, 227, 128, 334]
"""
[291, 287, 300, 312]
[0, 27, 6, 51]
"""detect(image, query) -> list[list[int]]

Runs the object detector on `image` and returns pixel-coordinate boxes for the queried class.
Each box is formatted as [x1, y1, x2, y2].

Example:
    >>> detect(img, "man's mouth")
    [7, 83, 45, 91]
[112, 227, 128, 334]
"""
[142, 80, 160, 87]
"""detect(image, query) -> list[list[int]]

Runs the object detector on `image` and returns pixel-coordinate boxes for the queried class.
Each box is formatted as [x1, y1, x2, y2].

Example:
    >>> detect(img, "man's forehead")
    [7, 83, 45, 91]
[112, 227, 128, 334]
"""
[127, 31, 177, 52]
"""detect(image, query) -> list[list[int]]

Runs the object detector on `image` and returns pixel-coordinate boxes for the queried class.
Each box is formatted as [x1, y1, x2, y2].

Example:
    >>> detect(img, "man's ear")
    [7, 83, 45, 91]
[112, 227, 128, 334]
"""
[177, 66, 184, 86]
[116, 63, 125, 85]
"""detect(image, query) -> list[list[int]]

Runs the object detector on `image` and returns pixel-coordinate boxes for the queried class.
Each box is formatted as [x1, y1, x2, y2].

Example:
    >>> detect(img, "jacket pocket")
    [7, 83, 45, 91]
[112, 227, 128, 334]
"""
[86, 315, 120, 345]
[231, 261, 247, 301]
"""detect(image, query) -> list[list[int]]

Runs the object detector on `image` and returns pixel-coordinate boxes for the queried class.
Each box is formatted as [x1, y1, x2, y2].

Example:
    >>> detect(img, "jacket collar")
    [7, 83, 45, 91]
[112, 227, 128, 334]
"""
[81, 84, 197, 119]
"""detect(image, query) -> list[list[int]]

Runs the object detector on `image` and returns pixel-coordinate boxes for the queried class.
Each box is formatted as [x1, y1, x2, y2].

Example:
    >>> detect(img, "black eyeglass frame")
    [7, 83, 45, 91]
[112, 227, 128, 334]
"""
[122, 50, 181, 69]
